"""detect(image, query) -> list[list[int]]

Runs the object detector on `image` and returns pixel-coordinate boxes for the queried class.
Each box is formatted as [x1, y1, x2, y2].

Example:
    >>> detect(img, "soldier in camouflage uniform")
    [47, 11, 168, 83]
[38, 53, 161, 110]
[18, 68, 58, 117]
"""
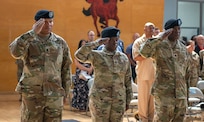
[16, 59, 24, 82]
[16, 59, 24, 101]
[9, 10, 72, 122]
[139, 19, 197, 122]
[75, 26, 132, 122]
[186, 40, 200, 87]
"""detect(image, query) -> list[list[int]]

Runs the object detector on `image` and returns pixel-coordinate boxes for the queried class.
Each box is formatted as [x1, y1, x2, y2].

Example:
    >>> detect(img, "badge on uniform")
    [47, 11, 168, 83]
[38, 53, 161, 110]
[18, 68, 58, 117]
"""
[48, 11, 54, 18]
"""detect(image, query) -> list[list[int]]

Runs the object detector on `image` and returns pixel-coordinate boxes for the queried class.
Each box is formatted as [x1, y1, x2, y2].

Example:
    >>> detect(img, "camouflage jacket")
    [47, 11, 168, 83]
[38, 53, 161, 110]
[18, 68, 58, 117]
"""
[190, 51, 200, 87]
[9, 30, 72, 97]
[75, 40, 132, 105]
[140, 38, 197, 99]
[15, 59, 24, 82]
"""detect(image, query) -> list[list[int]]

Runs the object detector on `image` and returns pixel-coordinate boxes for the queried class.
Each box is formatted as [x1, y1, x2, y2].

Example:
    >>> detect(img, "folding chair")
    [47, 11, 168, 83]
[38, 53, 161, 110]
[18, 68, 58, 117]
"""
[186, 87, 204, 121]
[197, 80, 204, 94]
[68, 74, 76, 111]
[86, 78, 94, 115]
[188, 87, 204, 105]
[125, 82, 139, 122]
[186, 102, 204, 121]
[132, 81, 138, 99]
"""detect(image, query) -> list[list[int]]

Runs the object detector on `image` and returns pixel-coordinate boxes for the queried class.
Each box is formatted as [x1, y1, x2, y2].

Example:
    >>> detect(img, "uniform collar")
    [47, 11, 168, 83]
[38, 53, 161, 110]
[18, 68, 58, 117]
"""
[102, 47, 118, 56]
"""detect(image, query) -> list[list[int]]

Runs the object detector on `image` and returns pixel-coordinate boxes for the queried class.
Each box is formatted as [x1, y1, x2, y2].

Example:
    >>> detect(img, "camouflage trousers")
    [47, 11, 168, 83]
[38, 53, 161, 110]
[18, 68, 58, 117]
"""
[21, 93, 63, 122]
[153, 95, 187, 122]
[89, 97, 125, 122]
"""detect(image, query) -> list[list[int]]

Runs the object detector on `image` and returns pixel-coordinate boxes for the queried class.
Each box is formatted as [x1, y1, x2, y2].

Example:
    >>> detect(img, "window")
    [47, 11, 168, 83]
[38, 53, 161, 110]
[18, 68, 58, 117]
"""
[178, 1, 200, 40]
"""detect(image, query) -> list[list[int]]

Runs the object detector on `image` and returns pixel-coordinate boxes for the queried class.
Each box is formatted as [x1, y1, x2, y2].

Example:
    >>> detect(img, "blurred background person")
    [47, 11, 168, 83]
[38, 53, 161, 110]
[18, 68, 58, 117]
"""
[191, 35, 197, 46]
[153, 27, 160, 36]
[126, 32, 140, 83]
[72, 39, 93, 111]
[87, 30, 95, 42]
[118, 38, 125, 53]
[132, 22, 156, 122]
[195, 34, 204, 79]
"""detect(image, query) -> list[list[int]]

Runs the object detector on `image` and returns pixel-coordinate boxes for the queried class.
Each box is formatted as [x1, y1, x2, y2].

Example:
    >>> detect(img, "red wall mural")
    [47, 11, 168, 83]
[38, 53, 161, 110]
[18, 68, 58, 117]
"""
[82, 0, 124, 36]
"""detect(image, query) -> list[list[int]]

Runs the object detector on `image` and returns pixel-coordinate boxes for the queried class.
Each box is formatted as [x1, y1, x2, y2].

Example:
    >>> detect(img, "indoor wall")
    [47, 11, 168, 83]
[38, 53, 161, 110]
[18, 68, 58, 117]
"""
[0, 0, 164, 91]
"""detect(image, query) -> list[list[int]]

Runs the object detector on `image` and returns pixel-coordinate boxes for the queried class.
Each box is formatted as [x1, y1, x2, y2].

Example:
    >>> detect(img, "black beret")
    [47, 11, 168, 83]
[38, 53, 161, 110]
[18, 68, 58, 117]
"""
[34, 10, 54, 21]
[101, 26, 120, 38]
[164, 19, 182, 30]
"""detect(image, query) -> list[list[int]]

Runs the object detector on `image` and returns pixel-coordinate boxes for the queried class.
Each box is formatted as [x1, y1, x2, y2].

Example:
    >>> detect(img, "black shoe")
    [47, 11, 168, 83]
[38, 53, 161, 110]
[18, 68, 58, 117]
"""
[134, 111, 139, 121]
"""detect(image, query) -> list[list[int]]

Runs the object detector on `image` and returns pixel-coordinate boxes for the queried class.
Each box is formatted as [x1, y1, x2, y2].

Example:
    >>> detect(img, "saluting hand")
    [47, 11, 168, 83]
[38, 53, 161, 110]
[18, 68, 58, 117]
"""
[186, 40, 195, 53]
[97, 37, 110, 45]
[32, 18, 45, 34]
[87, 67, 93, 75]
[158, 28, 173, 40]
